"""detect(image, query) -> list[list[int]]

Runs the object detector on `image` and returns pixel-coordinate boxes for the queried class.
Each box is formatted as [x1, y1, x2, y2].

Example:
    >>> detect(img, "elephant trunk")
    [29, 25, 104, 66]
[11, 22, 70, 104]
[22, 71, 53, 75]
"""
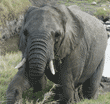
[6, 93, 16, 104]
[15, 35, 55, 84]
[28, 38, 48, 78]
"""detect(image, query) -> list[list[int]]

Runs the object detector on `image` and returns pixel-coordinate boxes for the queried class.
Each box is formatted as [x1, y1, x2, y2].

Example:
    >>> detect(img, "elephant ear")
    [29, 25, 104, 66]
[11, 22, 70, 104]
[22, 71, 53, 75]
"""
[18, 23, 26, 53]
[56, 5, 84, 59]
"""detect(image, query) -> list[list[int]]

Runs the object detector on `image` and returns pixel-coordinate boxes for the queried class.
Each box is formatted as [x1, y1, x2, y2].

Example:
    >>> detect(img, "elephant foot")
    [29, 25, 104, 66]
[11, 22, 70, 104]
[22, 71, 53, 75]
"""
[51, 84, 75, 104]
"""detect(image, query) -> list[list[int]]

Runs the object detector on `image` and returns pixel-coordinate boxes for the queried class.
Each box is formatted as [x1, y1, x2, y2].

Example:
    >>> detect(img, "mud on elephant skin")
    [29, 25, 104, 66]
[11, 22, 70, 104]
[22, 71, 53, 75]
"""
[6, 4, 107, 104]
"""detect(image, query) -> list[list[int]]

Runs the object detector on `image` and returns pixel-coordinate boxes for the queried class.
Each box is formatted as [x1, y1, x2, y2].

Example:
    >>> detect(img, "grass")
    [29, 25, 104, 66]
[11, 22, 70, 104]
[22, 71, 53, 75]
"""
[0, 0, 31, 21]
[66, 0, 110, 18]
[0, 0, 31, 37]
[94, 7, 110, 18]
[0, 51, 22, 101]
[58, 0, 110, 16]
[61, 0, 110, 3]
[77, 92, 110, 104]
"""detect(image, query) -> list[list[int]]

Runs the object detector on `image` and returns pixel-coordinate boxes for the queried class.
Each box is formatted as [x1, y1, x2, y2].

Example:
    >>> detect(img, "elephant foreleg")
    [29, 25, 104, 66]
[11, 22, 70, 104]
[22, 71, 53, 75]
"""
[82, 57, 105, 99]
[60, 69, 75, 104]
[32, 74, 47, 93]
[6, 69, 30, 104]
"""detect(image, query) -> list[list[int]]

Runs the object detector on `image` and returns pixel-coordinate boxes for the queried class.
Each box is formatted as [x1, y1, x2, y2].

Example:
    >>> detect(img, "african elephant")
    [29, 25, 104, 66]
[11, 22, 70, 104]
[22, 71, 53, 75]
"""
[6, 5, 107, 104]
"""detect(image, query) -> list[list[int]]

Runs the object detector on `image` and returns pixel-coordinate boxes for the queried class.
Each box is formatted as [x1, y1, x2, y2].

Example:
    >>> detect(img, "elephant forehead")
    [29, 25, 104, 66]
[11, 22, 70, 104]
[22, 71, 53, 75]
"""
[24, 5, 67, 34]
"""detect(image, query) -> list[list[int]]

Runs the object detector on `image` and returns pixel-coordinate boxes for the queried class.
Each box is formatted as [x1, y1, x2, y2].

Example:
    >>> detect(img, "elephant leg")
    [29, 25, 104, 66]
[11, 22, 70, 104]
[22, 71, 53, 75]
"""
[6, 69, 30, 104]
[60, 69, 75, 104]
[82, 57, 105, 99]
[33, 74, 47, 93]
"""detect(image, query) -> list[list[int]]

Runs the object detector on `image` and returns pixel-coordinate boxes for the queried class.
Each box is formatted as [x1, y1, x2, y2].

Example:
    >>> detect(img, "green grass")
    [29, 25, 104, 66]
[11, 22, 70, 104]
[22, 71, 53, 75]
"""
[0, 0, 31, 37]
[0, 51, 22, 101]
[0, 0, 31, 22]
[77, 92, 110, 104]
[59, 0, 110, 18]
[94, 7, 110, 18]
[62, 0, 110, 3]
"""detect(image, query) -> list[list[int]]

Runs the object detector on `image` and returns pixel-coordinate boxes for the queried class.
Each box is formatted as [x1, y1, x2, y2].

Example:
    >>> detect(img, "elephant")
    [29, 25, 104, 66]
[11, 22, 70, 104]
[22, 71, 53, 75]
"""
[6, 4, 107, 104]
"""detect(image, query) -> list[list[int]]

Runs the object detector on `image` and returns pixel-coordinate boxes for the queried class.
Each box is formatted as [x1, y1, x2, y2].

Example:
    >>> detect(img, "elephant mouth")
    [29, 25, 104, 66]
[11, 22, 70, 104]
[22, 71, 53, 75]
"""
[15, 58, 55, 75]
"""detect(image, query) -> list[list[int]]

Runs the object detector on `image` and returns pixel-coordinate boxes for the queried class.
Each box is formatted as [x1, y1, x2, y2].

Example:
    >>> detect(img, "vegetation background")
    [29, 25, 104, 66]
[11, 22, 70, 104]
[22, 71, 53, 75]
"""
[0, 0, 110, 104]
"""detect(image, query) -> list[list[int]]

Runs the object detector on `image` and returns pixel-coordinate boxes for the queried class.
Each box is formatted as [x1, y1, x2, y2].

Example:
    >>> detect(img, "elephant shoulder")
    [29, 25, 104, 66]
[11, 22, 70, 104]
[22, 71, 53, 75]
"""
[67, 5, 106, 37]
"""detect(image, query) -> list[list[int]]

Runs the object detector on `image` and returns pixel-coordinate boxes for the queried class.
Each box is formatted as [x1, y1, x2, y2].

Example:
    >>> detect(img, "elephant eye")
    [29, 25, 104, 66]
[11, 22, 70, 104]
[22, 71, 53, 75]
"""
[55, 33, 60, 38]
[55, 32, 61, 42]
[55, 31, 61, 38]
[23, 29, 28, 36]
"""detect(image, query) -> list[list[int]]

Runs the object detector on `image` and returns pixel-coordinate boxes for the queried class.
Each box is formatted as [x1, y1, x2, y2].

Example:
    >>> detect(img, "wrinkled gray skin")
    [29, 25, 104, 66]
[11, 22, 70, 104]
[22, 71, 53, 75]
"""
[6, 5, 107, 104]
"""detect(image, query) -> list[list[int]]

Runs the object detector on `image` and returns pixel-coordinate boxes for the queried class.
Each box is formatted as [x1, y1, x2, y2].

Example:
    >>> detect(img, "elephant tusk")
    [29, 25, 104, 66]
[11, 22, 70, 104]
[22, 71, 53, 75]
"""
[15, 58, 26, 69]
[49, 60, 55, 75]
